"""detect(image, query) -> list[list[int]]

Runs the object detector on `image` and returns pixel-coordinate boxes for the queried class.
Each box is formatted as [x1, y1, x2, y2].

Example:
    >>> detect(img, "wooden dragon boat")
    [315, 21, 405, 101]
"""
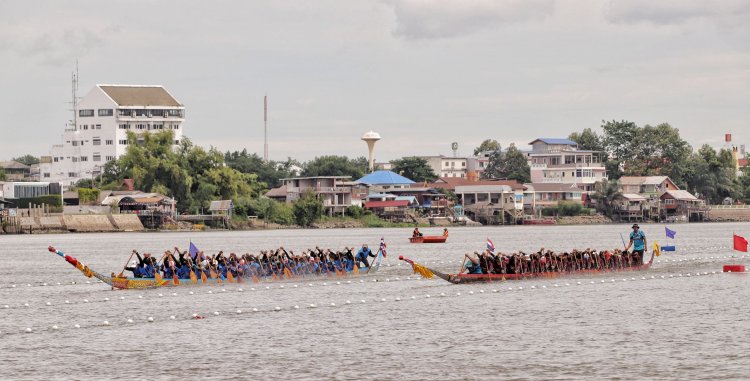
[409, 235, 448, 243]
[399, 250, 655, 284]
[48, 246, 384, 290]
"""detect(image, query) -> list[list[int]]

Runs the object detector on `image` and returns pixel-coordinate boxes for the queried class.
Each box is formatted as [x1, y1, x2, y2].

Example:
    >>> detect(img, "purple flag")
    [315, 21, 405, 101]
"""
[189, 241, 199, 260]
[665, 227, 676, 239]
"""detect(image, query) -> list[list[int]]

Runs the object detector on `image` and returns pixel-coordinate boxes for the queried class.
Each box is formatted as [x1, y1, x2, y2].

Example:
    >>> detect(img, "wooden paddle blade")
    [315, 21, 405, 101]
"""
[190, 270, 197, 284]
[173, 274, 180, 285]
[201, 271, 207, 283]
[209, 268, 217, 279]
[155, 272, 163, 284]
[284, 268, 292, 279]
[252, 275, 260, 283]
[227, 272, 235, 283]
[353, 266, 359, 275]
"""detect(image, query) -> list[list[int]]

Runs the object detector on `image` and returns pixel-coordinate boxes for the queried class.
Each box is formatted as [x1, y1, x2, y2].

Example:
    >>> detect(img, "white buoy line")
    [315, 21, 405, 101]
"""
[0, 269, 730, 335]
[0, 265, 735, 312]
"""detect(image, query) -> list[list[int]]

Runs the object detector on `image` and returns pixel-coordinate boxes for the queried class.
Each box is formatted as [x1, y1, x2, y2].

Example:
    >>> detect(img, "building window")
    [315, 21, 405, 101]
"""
[444, 162, 449, 167]
[462, 161, 466, 167]
[53, 157, 58, 162]
[106, 155, 115, 161]
[68, 172, 78, 177]
[95, 124, 101, 129]
[173, 124, 180, 130]
[118, 109, 131, 117]
[105, 139, 113, 145]
[98, 109, 113, 116]
[119, 140, 128, 145]
[136, 124, 148, 130]
[72, 141, 79, 146]
[78, 109, 94, 117]
[93, 154, 101, 162]
[43, 173, 50, 178]
[82, 125, 88, 130]
[93, 138, 101, 146]
[72, 157, 79, 162]
[80, 156, 88, 162]
[153, 124, 163, 130]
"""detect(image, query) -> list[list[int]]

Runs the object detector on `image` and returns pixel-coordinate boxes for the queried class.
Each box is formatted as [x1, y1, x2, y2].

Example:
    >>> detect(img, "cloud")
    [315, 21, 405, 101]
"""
[382, 0, 554, 40]
[605, 0, 750, 26]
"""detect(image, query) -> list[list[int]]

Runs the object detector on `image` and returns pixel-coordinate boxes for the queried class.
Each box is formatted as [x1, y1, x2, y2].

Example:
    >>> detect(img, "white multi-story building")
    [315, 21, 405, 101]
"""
[40, 85, 185, 188]
[526, 138, 607, 192]
[421, 155, 468, 178]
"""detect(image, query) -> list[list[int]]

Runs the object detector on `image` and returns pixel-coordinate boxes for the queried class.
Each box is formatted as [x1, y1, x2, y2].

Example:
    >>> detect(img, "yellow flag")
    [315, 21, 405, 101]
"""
[653, 242, 661, 257]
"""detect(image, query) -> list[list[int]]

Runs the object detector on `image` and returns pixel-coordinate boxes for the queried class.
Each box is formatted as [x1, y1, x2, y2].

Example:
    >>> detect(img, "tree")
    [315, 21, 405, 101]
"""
[108, 130, 263, 213]
[302, 155, 368, 179]
[12, 154, 40, 166]
[685, 145, 739, 204]
[568, 128, 604, 152]
[0, 168, 6, 181]
[482, 144, 530, 183]
[590, 179, 623, 218]
[293, 189, 323, 226]
[473, 139, 501, 156]
[390, 157, 437, 182]
[225, 149, 298, 188]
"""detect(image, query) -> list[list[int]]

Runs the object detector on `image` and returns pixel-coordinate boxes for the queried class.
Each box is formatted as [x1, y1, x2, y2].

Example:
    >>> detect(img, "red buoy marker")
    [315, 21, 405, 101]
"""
[723, 265, 745, 273]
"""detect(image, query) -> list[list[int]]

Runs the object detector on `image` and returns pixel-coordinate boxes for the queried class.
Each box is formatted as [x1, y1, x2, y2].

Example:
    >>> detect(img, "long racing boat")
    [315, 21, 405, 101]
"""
[399, 250, 654, 284]
[48, 246, 384, 290]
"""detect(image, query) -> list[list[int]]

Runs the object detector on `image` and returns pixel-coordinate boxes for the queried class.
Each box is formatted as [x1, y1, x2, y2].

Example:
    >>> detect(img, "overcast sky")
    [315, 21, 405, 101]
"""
[1, 0, 748, 162]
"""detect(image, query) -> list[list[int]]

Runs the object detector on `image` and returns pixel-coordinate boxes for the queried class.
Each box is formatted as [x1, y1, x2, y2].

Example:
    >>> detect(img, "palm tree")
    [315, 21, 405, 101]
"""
[590, 179, 623, 218]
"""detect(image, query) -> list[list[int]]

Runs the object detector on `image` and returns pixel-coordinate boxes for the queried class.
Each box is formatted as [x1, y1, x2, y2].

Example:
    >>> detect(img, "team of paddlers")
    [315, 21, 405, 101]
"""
[124, 244, 380, 280]
[460, 248, 645, 275]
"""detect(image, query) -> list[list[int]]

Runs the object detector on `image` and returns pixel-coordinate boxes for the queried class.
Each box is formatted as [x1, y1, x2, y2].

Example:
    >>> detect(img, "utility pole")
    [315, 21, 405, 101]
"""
[264, 94, 268, 163]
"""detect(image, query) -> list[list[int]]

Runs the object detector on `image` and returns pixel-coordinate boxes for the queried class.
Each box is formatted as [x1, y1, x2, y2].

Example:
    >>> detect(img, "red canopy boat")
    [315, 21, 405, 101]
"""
[399, 250, 654, 284]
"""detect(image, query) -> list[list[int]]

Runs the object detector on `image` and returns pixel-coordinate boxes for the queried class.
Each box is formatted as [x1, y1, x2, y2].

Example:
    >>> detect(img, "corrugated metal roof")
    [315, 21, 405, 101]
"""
[528, 138, 578, 146]
[99, 85, 182, 107]
[209, 200, 233, 211]
[364, 200, 409, 208]
[264, 186, 287, 198]
[0, 161, 30, 170]
[661, 190, 698, 201]
[356, 171, 415, 185]
[622, 193, 646, 201]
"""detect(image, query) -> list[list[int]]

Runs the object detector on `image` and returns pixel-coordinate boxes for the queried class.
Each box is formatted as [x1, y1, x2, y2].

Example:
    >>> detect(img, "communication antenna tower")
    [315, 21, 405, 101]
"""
[264, 94, 268, 163]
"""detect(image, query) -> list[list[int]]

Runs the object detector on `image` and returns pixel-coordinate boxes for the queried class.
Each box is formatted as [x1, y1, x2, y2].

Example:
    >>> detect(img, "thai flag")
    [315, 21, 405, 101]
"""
[487, 238, 495, 253]
[380, 237, 387, 258]
[189, 241, 200, 260]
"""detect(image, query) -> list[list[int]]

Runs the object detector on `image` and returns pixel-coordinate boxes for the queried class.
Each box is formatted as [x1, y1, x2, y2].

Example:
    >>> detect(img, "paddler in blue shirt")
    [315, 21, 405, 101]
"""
[460, 253, 483, 274]
[355, 244, 376, 268]
[625, 223, 647, 265]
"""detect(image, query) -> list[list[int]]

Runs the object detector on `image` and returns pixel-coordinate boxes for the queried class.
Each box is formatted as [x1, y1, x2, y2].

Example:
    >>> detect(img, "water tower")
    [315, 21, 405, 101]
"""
[361, 130, 381, 172]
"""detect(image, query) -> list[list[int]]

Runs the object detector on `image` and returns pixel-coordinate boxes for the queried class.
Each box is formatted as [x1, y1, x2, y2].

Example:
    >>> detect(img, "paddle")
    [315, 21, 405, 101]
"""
[118, 250, 137, 277]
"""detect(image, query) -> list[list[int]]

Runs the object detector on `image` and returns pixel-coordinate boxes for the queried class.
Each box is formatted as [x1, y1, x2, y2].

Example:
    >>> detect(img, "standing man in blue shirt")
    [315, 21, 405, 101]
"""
[626, 223, 647, 265]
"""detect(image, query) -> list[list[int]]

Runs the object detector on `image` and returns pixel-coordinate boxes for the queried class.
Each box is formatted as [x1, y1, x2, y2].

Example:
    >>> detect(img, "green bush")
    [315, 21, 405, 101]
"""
[557, 201, 583, 217]
[345, 205, 365, 218]
[78, 188, 100, 205]
[292, 190, 323, 226]
[15, 195, 62, 208]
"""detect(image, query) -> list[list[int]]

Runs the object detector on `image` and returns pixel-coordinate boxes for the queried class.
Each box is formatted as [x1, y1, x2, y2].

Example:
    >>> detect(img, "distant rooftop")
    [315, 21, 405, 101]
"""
[528, 138, 578, 146]
[99, 85, 182, 107]
[356, 171, 415, 185]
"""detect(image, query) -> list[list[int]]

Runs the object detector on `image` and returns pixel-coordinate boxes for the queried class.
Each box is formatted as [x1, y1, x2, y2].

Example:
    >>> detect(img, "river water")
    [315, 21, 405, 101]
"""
[1, 223, 749, 380]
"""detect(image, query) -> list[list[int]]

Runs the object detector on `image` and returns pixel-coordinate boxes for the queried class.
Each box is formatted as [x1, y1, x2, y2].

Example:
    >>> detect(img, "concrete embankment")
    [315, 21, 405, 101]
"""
[706, 208, 750, 222]
[3, 215, 144, 234]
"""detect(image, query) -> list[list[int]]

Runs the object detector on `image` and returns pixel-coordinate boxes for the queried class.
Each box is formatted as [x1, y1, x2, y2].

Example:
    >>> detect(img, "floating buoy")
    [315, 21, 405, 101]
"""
[440, 292, 446, 297]
[172, 293, 177, 296]
[83, 299, 88, 303]
[274, 307, 281, 311]
[46, 302, 51, 306]
[723, 265, 745, 272]
[213, 311, 220, 316]
[322, 283, 327, 286]
[170, 316, 176, 320]
[280, 285, 285, 288]
[293, 305, 299, 309]
[293, 285, 298, 288]
[252, 308, 259, 312]
[158, 293, 163, 297]
[64, 300, 69, 304]
[52, 325, 59, 330]
[25, 328, 32, 333]
[147, 317, 154, 322]
[330, 303, 336, 307]
[335, 282, 340, 285]
[104, 297, 109, 301]
[425, 294, 431, 298]
[120, 296, 125, 300]
[127, 319, 133, 324]
[380, 298, 386, 302]
[74, 324, 81, 328]
[346, 300, 352, 304]
[138, 295, 143, 299]
[189, 291, 194, 295]
[103, 321, 110, 326]
[468, 291, 474, 295]
[492, 289, 498, 293]
[395, 297, 401, 301]
[207, 291, 213, 294]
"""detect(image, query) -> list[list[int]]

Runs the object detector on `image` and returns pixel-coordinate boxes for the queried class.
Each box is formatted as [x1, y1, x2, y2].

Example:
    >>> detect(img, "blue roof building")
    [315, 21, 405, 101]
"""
[356, 170, 415, 188]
